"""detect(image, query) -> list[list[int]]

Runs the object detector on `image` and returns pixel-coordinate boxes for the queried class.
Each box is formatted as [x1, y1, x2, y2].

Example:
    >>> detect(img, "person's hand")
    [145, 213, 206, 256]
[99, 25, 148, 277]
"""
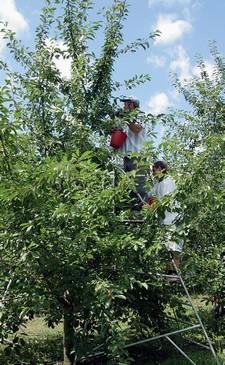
[143, 203, 150, 209]
[142, 197, 156, 209]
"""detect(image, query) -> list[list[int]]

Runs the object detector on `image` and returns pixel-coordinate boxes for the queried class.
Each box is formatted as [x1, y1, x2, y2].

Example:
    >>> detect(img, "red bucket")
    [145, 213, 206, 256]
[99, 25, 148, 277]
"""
[110, 129, 127, 149]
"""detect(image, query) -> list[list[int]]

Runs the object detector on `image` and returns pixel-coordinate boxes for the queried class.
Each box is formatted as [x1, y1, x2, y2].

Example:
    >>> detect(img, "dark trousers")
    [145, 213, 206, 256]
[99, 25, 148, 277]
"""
[124, 156, 147, 208]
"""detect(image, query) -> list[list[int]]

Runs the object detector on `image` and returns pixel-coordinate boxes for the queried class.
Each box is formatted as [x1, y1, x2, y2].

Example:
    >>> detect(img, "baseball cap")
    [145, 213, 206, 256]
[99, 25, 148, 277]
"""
[120, 96, 140, 107]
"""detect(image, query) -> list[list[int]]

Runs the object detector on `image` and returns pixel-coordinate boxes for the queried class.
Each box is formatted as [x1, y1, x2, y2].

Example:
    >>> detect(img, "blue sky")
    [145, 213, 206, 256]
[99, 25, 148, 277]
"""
[0, 0, 224, 115]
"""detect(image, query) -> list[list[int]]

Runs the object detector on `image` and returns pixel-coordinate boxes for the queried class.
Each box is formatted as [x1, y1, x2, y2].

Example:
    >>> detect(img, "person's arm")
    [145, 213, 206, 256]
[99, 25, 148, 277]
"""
[128, 121, 142, 134]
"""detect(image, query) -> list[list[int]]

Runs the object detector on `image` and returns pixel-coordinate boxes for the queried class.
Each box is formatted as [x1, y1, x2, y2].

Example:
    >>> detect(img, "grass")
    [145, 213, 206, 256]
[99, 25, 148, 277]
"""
[0, 318, 64, 365]
[1, 303, 225, 365]
[143, 350, 225, 365]
[19, 316, 63, 338]
[136, 341, 225, 365]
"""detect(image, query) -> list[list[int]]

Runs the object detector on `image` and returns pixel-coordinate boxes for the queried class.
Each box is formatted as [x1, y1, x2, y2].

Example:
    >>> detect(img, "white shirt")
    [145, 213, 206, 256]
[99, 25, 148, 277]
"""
[153, 175, 178, 225]
[119, 123, 146, 154]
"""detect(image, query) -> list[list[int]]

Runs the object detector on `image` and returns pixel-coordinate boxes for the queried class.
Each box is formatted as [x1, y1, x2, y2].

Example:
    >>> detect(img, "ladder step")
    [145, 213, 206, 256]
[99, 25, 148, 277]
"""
[156, 273, 180, 281]
[122, 219, 145, 224]
[160, 274, 179, 278]
[124, 324, 201, 349]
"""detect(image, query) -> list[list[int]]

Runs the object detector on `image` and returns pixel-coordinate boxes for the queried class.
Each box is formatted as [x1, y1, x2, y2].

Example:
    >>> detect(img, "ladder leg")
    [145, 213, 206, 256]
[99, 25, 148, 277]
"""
[171, 257, 221, 365]
[165, 335, 197, 365]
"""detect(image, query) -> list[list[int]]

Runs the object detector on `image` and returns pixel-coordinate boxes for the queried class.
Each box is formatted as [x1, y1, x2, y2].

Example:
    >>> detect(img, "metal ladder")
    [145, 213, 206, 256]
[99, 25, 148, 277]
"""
[108, 167, 221, 364]
[121, 219, 221, 365]
[77, 218, 222, 365]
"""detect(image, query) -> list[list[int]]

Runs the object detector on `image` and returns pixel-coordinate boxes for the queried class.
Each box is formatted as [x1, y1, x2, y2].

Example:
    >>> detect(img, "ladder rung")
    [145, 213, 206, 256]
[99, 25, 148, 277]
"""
[122, 219, 145, 224]
[156, 273, 181, 283]
[124, 324, 201, 349]
[160, 274, 179, 278]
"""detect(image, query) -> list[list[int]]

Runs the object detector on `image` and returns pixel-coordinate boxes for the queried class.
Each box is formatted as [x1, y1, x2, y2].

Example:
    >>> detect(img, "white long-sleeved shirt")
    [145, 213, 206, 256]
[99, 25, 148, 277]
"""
[153, 175, 178, 225]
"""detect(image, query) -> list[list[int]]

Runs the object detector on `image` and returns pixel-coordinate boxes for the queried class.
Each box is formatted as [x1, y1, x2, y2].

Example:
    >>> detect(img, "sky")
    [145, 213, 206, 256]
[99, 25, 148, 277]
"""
[0, 0, 224, 115]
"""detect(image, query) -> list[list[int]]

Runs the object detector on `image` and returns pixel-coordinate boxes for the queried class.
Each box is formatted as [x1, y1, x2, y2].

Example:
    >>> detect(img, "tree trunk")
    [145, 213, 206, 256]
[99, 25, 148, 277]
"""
[63, 292, 76, 365]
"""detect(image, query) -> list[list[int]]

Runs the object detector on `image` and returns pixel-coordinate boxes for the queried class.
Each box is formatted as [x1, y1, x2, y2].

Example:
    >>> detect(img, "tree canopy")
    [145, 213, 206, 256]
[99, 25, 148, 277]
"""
[0, 1, 224, 364]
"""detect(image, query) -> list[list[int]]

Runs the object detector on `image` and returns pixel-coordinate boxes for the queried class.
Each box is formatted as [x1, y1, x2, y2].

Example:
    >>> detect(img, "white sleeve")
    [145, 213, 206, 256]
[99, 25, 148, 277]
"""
[161, 177, 176, 196]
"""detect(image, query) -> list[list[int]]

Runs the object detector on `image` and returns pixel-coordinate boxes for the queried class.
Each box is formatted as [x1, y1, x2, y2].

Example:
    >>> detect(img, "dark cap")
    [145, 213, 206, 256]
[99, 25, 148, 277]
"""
[120, 97, 140, 107]
[153, 161, 168, 174]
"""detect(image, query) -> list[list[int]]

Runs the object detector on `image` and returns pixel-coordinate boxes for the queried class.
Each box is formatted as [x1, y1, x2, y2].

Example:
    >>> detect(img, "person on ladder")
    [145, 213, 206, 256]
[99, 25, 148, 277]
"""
[144, 160, 183, 273]
[118, 97, 148, 210]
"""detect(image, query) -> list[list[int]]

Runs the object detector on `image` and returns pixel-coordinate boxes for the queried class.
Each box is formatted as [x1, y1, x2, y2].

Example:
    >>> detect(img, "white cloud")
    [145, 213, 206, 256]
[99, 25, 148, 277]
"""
[147, 54, 166, 67]
[45, 39, 71, 79]
[154, 14, 192, 45]
[192, 61, 215, 80]
[0, 0, 28, 54]
[149, 0, 191, 7]
[169, 45, 192, 81]
[147, 92, 173, 115]
[55, 55, 71, 80]
[169, 46, 217, 83]
[54, 45, 71, 80]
